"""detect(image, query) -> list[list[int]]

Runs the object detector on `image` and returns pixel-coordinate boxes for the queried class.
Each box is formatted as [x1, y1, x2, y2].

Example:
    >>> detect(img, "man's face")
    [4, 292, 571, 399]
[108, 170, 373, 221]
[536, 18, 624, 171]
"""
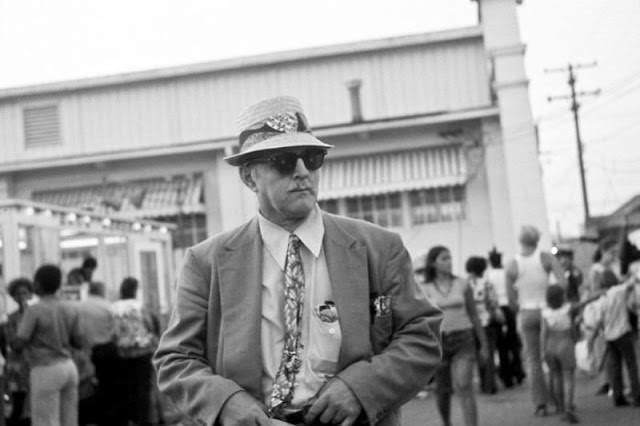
[244, 149, 323, 229]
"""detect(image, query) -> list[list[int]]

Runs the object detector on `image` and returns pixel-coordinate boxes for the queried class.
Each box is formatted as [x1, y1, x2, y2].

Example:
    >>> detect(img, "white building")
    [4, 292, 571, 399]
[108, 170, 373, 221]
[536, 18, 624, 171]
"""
[0, 0, 548, 275]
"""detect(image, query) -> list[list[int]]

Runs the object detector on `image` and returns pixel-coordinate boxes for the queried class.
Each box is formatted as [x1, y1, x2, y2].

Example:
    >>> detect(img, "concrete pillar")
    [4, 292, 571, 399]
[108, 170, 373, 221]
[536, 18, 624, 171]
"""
[482, 117, 516, 254]
[479, 0, 551, 249]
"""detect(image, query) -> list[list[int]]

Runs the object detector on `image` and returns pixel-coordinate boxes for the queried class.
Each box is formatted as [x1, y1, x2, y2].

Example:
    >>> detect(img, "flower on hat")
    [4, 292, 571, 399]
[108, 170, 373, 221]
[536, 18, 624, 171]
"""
[266, 112, 298, 133]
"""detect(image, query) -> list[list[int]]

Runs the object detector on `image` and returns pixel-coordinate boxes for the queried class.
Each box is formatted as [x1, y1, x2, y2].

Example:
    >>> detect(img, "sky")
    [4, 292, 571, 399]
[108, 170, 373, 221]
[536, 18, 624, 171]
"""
[1, 0, 639, 238]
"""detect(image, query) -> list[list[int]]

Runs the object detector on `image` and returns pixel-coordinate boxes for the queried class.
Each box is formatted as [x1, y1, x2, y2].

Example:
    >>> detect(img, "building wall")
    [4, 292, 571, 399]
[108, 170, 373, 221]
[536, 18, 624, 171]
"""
[0, 29, 490, 166]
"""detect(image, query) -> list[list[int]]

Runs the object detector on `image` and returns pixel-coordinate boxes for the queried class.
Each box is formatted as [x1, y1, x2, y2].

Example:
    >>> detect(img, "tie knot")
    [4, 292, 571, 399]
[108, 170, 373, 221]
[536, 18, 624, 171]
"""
[288, 234, 302, 250]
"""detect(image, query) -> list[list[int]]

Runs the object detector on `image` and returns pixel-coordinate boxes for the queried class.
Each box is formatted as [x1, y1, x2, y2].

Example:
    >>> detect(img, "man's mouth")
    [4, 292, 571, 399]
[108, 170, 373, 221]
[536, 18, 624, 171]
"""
[290, 187, 312, 192]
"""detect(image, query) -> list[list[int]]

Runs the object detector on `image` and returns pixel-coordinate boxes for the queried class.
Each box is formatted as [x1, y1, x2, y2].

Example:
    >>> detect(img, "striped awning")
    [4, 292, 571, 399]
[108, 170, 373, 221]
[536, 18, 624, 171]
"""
[318, 145, 467, 200]
[32, 175, 204, 219]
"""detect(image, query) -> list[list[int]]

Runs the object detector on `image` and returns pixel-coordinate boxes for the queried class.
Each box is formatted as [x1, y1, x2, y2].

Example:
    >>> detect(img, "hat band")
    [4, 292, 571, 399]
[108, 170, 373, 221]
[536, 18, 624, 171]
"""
[240, 128, 312, 153]
[238, 111, 311, 153]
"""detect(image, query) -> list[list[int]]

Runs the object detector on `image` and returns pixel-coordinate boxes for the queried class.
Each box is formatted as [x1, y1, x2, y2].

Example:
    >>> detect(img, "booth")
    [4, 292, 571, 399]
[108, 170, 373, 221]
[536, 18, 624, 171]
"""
[0, 199, 174, 318]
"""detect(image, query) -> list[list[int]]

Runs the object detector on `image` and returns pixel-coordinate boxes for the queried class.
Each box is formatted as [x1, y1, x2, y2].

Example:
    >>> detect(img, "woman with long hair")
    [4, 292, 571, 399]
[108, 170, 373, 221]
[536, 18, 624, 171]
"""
[421, 246, 487, 426]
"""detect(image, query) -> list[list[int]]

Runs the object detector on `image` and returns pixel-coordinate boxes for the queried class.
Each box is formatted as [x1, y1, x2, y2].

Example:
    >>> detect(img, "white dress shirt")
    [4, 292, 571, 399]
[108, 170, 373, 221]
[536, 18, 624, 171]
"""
[258, 206, 342, 409]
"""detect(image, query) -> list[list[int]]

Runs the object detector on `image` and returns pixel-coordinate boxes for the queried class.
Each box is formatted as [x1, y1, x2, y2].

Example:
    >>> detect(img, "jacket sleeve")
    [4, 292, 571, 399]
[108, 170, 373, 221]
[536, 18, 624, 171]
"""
[153, 248, 243, 426]
[336, 234, 442, 425]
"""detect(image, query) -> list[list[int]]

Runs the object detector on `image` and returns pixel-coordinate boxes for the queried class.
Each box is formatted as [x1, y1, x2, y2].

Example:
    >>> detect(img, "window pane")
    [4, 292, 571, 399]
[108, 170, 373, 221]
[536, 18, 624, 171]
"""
[438, 187, 451, 203]
[361, 197, 373, 211]
[346, 198, 359, 213]
[342, 192, 404, 228]
[453, 185, 465, 201]
[409, 191, 421, 206]
[424, 189, 435, 203]
[389, 193, 401, 208]
[409, 186, 465, 225]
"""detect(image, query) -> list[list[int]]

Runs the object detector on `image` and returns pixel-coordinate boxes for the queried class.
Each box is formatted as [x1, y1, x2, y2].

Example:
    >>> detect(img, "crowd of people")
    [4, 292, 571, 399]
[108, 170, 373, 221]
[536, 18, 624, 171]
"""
[0, 258, 162, 426]
[417, 225, 640, 426]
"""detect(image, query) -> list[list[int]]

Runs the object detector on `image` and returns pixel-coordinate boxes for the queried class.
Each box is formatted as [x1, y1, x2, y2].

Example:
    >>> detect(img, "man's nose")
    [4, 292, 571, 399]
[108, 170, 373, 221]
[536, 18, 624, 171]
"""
[292, 158, 310, 177]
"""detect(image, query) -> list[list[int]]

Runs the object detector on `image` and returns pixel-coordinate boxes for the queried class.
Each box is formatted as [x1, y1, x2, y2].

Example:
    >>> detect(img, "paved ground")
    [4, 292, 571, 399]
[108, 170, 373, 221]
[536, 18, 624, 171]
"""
[164, 373, 639, 425]
[401, 373, 639, 426]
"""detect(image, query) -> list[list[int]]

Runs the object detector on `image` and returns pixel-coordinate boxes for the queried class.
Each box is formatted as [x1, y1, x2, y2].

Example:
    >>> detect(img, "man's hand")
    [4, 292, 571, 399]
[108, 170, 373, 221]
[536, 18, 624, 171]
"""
[304, 378, 362, 426]
[219, 391, 270, 426]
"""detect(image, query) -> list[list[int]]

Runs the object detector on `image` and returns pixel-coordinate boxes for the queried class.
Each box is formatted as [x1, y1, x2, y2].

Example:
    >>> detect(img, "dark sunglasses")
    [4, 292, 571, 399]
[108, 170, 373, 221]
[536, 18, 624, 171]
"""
[249, 149, 326, 175]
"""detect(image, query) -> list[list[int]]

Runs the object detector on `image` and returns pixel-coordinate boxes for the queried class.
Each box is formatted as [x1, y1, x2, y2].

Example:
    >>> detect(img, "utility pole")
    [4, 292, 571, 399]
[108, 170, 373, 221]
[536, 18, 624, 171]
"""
[546, 62, 600, 228]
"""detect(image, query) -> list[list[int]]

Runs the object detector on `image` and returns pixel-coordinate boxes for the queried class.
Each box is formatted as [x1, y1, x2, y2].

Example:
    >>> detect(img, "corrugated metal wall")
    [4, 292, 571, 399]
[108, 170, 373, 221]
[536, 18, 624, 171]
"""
[0, 35, 490, 164]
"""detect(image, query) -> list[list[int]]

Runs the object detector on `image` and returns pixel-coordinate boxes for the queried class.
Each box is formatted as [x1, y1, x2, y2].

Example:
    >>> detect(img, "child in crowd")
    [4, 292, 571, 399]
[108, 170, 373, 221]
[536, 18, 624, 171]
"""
[542, 285, 601, 423]
[466, 256, 501, 394]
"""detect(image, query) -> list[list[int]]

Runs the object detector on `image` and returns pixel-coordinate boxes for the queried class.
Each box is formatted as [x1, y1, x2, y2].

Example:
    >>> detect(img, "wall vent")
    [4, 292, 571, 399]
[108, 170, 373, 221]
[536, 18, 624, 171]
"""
[23, 105, 61, 147]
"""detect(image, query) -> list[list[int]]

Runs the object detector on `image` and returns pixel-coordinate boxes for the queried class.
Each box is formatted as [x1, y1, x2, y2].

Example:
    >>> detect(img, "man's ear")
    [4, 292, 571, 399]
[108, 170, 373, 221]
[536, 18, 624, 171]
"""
[239, 165, 257, 192]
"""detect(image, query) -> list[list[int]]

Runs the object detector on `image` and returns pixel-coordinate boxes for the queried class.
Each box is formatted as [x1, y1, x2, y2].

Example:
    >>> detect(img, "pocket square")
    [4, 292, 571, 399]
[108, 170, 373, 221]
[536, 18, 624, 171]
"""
[314, 300, 339, 323]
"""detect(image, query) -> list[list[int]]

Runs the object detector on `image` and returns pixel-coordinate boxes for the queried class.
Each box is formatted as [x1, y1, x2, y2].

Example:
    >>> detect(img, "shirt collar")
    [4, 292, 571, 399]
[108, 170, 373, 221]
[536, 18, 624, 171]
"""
[258, 205, 324, 270]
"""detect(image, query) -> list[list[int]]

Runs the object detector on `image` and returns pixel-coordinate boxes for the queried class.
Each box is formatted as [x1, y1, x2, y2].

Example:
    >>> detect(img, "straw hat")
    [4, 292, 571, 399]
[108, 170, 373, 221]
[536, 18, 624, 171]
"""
[224, 96, 333, 166]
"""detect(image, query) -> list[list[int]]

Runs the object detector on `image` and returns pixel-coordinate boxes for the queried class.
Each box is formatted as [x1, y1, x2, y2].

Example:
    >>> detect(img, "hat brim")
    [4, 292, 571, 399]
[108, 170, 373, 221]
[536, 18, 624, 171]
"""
[224, 133, 333, 166]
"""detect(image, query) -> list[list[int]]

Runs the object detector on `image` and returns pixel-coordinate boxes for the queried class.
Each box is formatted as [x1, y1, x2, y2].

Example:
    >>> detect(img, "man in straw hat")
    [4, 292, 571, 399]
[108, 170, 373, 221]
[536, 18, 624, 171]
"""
[154, 96, 442, 426]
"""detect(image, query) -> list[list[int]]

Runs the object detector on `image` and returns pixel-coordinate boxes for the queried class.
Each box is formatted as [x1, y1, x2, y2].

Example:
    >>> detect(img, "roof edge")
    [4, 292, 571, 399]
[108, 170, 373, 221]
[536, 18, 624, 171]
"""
[0, 26, 482, 100]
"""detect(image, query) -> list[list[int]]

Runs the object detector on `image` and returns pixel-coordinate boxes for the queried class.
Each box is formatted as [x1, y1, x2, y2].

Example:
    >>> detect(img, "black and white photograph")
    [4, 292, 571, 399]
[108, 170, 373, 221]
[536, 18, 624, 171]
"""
[0, 1, 639, 425]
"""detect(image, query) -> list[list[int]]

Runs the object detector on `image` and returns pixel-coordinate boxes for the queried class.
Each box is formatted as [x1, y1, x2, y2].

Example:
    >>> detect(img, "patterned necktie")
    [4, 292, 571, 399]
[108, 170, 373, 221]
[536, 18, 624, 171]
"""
[269, 234, 306, 417]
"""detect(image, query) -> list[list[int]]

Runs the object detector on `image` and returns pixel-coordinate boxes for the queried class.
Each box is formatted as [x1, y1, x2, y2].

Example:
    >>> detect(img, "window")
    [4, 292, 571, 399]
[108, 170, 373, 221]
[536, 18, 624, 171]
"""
[23, 105, 61, 147]
[409, 185, 465, 225]
[318, 199, 339, 214]
[345, 193, 402, 228]
[168, 213, 208, 249]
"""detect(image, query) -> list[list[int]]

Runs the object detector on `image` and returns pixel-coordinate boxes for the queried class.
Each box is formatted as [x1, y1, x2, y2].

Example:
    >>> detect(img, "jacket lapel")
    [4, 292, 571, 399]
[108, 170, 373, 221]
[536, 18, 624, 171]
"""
[216, 218, 264, 399]
[322, 214, 371, 369]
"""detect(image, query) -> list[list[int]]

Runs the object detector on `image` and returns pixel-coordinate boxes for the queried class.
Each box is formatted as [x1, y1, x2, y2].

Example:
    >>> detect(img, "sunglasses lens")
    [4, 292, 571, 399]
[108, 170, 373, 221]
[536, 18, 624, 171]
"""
[271, 152, 298, 174]
[302, 150, 325, 171]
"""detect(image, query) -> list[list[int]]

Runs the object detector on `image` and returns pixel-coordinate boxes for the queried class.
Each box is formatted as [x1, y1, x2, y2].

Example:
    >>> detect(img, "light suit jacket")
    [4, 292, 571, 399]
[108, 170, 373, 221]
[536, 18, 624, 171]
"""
[154, 212, 442, 426]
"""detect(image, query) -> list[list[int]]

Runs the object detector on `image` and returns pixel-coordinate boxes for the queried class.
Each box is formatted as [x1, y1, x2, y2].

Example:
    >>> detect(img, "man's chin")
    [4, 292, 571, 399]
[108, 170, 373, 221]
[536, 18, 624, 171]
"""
[287, 200, 316, 218]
